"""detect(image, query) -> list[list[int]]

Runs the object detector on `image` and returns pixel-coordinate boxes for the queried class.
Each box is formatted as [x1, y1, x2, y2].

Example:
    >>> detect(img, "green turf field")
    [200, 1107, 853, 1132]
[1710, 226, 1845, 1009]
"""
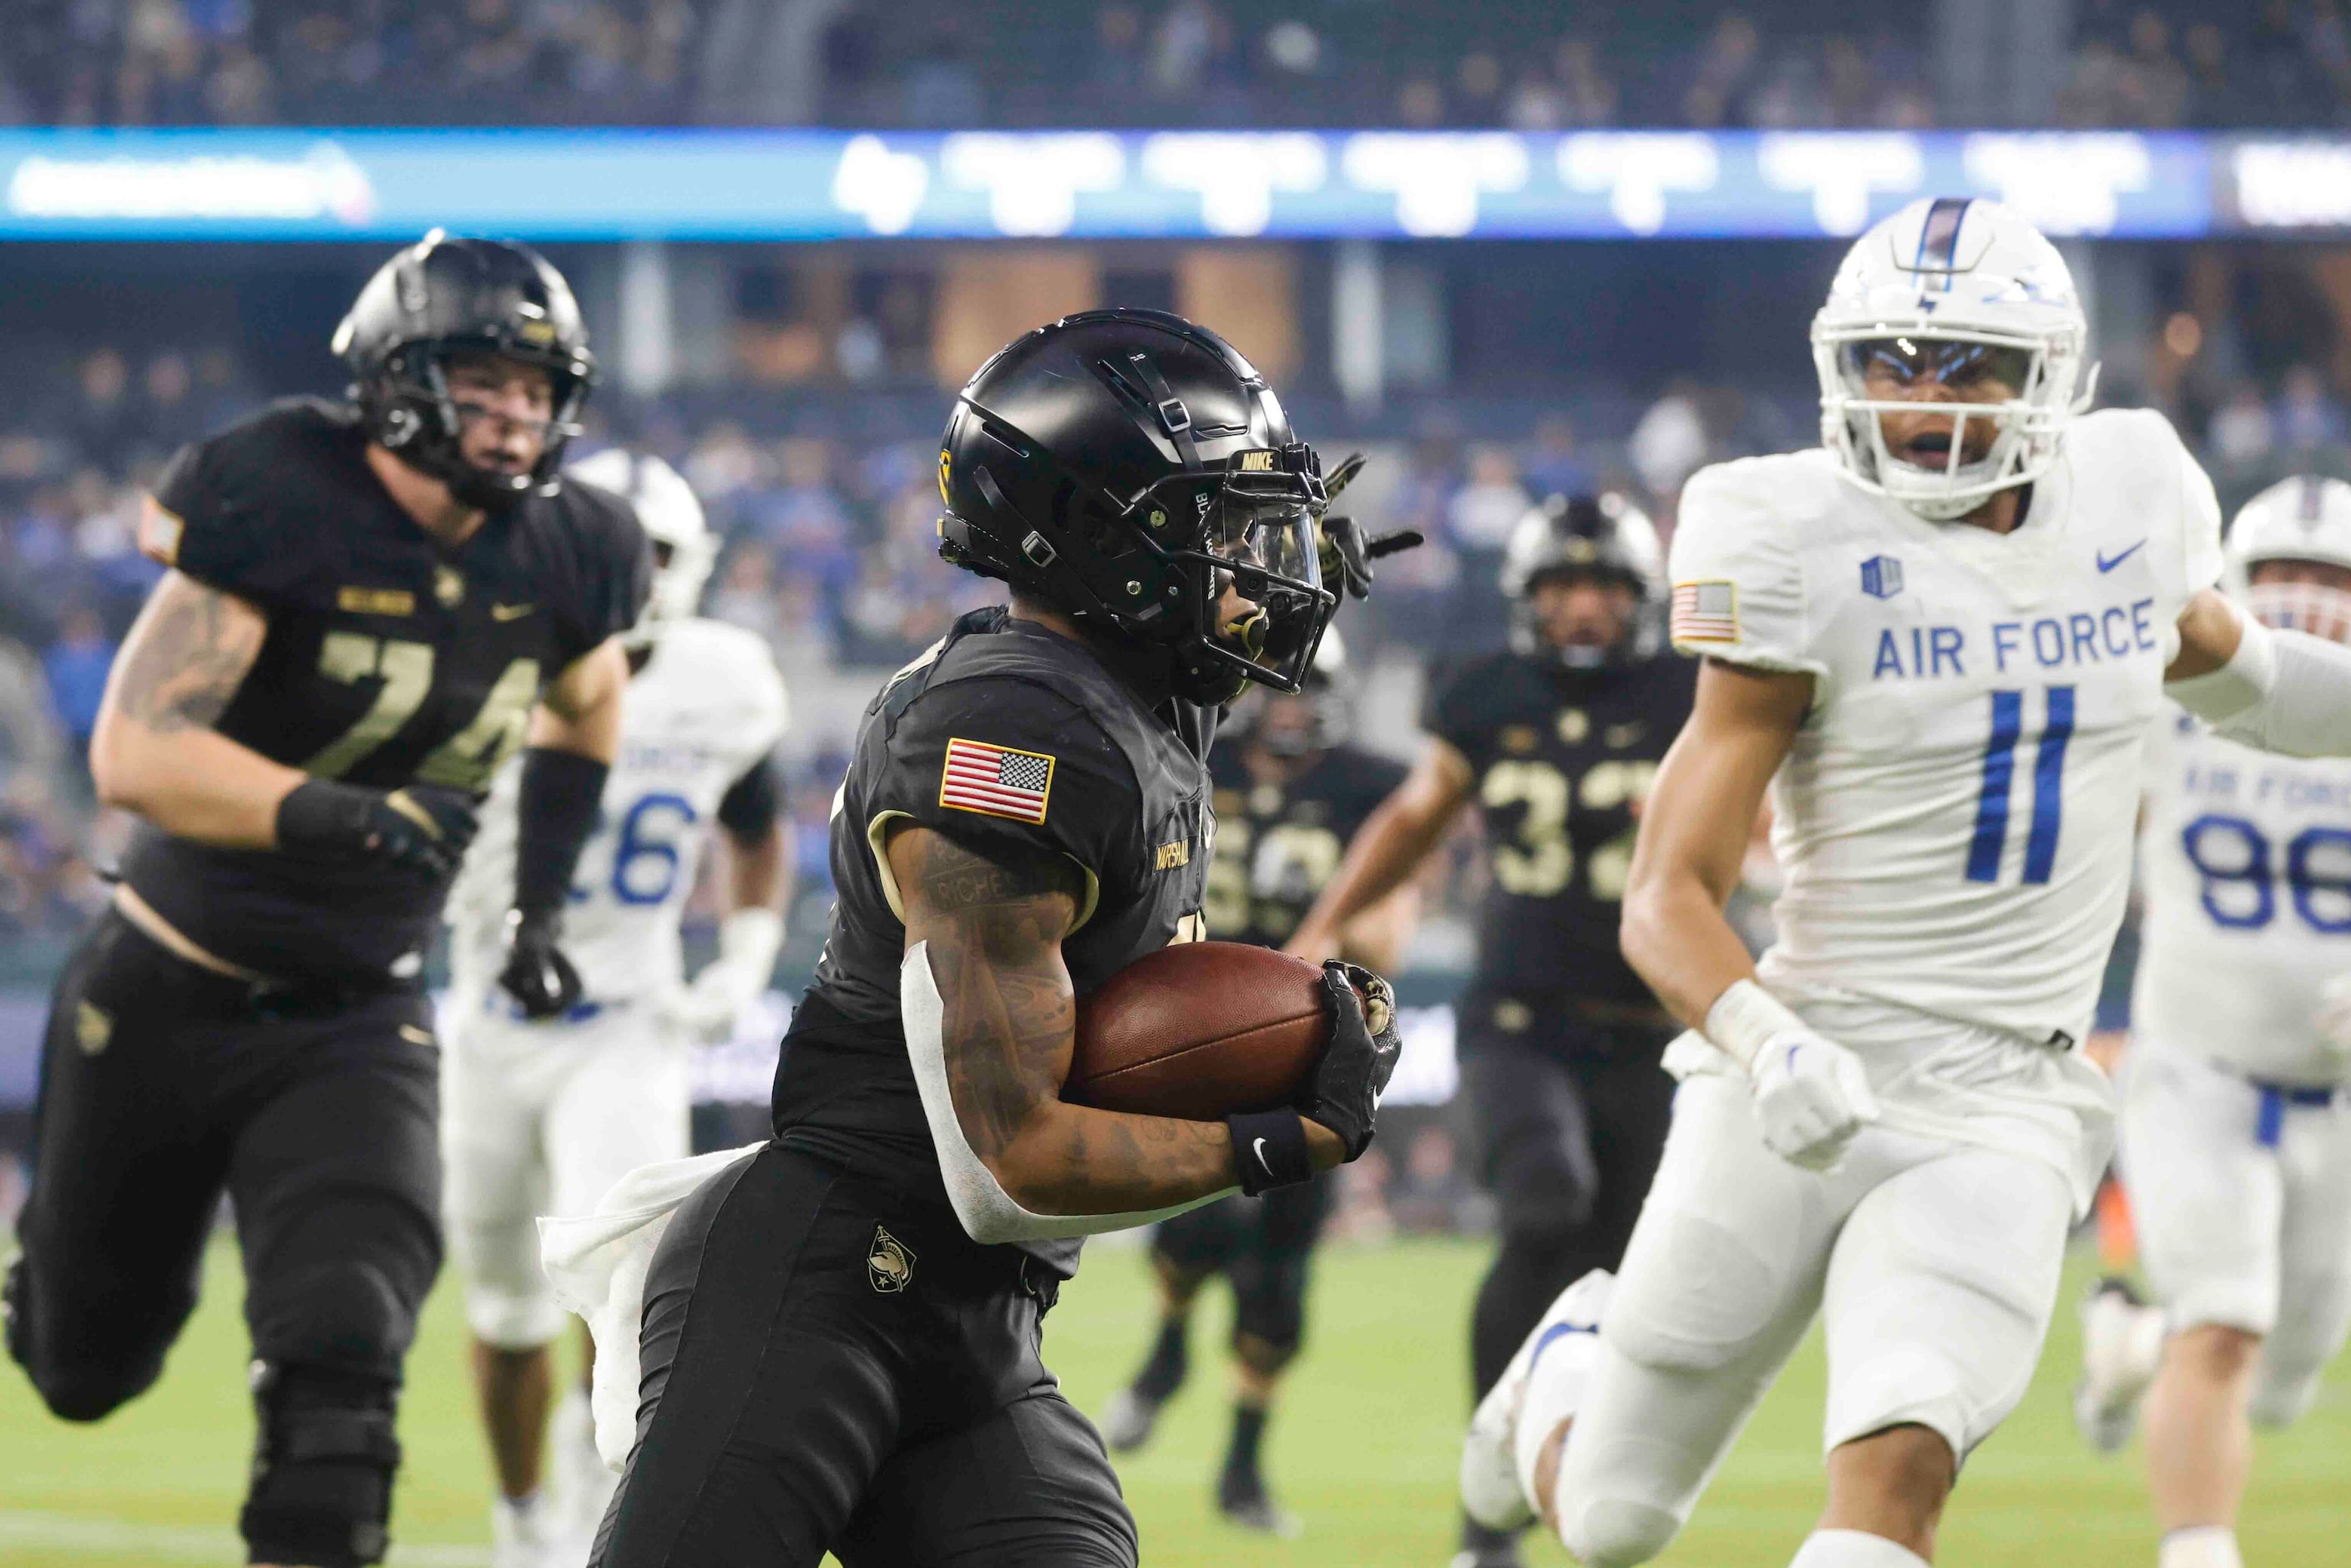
[3, 1232, 2346, 1565]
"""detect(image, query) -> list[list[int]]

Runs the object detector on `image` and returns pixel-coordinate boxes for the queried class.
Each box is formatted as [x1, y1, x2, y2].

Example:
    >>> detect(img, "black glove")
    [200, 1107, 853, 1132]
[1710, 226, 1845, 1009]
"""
[498, 908, 584, 1020]
[1317, 514, 1426, 603]
[1296, 960, 1402, 1161]
[276, 780, 478, 878]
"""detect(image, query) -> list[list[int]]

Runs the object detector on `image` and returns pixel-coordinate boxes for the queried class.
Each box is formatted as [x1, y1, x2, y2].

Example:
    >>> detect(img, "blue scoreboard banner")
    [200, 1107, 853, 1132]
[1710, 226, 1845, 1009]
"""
[0, 127, 2331, 242]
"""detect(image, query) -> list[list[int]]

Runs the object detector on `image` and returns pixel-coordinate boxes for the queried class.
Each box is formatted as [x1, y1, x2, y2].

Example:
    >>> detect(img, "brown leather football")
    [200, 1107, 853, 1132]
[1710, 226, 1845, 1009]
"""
[1065, 941, 1331, 1120]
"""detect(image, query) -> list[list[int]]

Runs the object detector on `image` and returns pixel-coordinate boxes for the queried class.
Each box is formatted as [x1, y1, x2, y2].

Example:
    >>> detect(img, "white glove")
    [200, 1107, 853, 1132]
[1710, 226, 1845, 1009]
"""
[663, 908, 784, 1044]
[2316, 974, 2351, 1066]
[1747, 1031, 1879, 1171]
[1705, 978, 1880, 1172]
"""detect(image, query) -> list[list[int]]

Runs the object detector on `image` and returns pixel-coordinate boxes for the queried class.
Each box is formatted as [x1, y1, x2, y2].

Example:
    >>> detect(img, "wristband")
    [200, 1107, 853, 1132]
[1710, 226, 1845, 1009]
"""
[514, 746, 609, 918]
[1703, 978, 1807, 1072]
[1226, 1110, 1313, 1196]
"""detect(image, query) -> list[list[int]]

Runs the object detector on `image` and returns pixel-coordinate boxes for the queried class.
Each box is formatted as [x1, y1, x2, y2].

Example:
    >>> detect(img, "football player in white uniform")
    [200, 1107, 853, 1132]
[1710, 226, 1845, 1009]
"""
[2071, 475, 2351, 1568]
[1457, 195, 2351, 1568]
[441, 450, 792, 1566]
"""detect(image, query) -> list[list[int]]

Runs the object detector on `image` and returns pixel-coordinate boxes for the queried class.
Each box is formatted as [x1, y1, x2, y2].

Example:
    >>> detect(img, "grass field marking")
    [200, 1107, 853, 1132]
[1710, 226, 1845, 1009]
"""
[0, 1512, 491, 1565]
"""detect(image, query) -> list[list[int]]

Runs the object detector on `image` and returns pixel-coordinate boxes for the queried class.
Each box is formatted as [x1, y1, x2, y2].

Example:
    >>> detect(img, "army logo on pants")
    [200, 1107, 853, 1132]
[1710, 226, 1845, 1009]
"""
[868, 1225, 916, 1294]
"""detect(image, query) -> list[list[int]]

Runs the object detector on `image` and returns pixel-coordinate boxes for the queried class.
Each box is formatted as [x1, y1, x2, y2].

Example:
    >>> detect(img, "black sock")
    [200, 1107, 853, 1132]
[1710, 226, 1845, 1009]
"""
[1131, 1316, 1189, 1403]
[1222, 1401, 1269, 1488]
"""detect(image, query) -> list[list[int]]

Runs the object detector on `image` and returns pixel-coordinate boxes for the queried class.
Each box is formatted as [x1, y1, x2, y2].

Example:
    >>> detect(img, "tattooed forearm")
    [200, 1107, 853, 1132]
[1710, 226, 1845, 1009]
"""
[887, 822, 1241, 1213]
[112, 572, 264, 734]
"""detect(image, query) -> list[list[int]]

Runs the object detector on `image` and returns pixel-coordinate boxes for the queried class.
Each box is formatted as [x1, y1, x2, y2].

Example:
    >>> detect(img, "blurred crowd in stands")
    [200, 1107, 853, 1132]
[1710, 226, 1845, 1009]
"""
[2, 320, 2346, 942]
[6, 0, 2350, 131]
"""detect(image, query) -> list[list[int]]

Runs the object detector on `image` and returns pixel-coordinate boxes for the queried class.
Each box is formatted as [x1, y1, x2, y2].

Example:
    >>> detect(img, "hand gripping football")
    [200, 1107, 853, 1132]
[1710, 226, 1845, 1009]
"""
[1065, 941, 1333, 1120]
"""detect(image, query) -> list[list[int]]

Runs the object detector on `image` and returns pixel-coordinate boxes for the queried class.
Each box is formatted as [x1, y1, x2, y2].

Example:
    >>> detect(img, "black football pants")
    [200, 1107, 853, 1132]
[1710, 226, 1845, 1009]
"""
[1459, 1014, 1677, 1398]
[1150, 1176, 1331, 1361]
[591, 1141, 1136, 1568]
[6, 907, 441, 1429]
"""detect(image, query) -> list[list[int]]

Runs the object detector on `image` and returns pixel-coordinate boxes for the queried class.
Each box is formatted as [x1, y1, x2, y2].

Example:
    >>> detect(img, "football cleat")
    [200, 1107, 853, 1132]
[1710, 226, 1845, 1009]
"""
[489, 1490, 559, 1568]
[2073, 1276, 2166, 1454]
[1460, 1269, 1614, 1532]
[1101, 1386, 1163, 1454]
[1217, 1471, 1302, 1538]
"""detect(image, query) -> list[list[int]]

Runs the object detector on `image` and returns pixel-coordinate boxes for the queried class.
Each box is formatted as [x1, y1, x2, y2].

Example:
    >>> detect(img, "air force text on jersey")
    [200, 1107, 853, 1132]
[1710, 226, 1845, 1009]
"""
[1868, 599, 2163, 682]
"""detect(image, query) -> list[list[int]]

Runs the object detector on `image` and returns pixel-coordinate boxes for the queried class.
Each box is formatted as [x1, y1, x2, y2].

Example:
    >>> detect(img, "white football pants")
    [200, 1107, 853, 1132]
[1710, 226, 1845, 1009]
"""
[441, 994, 692, 1349]
[2121, 1039, 2351, 1425]
[1550, 1071, 2073, 1567]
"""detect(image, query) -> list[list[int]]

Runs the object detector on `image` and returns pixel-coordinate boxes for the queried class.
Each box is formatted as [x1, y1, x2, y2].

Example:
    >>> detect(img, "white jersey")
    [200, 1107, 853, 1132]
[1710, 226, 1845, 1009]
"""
[447, 617, 789, 1006]
[2135, 708, 2351, 1085]
[1671, 408, 2222, 1045]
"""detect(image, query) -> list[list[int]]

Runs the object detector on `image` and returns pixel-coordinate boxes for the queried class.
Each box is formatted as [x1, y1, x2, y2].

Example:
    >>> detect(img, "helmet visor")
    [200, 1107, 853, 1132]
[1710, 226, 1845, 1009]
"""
[1193, 494, 1332, 693]
[1836, 335, 2033, 397]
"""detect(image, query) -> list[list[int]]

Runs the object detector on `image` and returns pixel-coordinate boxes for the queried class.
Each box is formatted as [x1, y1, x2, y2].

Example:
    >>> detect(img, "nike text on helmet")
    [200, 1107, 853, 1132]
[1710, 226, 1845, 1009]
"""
[568, 448, 714, 642]
[1812, 196, 2095, 522]
[1499, 490, 1665, 668]
[935, 307, 1337, 706]
[333, 229, 596, 512]
[2228, 474, 2351, 645]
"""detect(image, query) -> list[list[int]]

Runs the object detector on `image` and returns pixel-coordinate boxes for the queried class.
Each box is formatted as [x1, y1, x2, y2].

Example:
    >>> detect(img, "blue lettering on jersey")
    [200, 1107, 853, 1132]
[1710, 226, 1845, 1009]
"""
[1872, 625, 1968, 680]
[1988, 599, 2157, 673]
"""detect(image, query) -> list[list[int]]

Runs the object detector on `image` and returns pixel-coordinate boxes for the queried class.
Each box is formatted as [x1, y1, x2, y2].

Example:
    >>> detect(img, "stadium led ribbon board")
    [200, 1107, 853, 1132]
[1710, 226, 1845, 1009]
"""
[0, 128, 2331, 242]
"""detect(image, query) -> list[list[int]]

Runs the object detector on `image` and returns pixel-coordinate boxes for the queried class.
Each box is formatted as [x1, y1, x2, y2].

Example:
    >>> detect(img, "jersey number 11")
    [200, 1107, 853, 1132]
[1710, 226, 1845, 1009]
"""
[1965, 685, 2075, 886]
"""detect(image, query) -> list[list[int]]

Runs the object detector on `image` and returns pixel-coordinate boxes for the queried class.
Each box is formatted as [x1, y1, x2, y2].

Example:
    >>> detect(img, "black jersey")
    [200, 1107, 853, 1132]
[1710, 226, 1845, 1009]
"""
[119, 398, 649, 987]
[771, 606, 1215, 1277]
[1205, 742, 1407, 949]
[1425, 647, 1696, 1010]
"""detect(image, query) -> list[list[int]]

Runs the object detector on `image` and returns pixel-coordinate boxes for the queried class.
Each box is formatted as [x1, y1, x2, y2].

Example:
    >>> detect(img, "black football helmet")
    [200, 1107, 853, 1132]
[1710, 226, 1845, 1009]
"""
[938, 308, 1337, 705]
[1500, 491, 1665, 669]
[332, 230, 595, 510]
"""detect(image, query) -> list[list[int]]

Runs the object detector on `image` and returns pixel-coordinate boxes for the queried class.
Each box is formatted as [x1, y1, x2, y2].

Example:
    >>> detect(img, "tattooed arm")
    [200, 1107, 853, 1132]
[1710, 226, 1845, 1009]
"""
[887, 822, 1344, 1227]
[89, 569, 304, 847]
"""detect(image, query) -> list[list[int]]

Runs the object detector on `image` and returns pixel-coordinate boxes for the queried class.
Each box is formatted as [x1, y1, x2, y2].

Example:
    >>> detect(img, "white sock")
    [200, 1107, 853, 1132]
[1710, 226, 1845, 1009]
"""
[1512, 1323, 1600, 1512]
[2160, 1525, 2243, 1568]
[1787, 1529, 1929, 1567]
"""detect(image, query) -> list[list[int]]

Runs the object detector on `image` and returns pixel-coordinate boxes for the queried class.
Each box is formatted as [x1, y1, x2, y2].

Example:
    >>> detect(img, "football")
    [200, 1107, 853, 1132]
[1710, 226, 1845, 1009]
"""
[1065, 941, 1332, 1120]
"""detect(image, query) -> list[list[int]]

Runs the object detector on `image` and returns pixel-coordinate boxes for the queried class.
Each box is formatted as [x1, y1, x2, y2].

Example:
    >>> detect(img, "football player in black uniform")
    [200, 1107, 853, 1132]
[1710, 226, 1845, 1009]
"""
[1287, 493, 1696, 1568]
[4, 234, 648, 1568]
[589, 309, 1401, 1568]
[1099, 632, 1413, 1535]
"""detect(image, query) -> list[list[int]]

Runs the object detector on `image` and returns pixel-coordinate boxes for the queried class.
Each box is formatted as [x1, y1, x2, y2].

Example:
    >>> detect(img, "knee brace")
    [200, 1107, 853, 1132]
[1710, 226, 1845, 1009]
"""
[240, 1363, 402, 1568]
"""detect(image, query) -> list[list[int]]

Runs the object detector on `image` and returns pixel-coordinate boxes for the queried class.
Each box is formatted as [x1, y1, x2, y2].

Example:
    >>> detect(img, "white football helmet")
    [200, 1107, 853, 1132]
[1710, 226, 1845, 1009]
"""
[1812, 196, 2095, 522]
[566, 448, 715, 642]
[2228, 474, 2351, 644]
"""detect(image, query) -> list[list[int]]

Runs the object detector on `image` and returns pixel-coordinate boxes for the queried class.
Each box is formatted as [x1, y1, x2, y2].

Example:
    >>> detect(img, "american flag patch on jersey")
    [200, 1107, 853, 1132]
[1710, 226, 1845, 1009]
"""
[939, 737, 1056, 824]
[1670, 580, 1739, 643]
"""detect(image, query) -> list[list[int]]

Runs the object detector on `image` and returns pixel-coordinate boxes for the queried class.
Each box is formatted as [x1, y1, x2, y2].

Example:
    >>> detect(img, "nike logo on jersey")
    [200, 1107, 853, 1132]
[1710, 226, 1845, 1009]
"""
[2096, 541, 2146, 573]
[491, 602, 537, 620]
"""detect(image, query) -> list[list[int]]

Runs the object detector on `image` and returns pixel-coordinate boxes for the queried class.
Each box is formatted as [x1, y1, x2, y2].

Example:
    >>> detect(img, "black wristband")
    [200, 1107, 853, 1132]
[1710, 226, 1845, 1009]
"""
[1226, 1110, 1314, 1196]
[274, 778, 373, 858]
[513, 746, 609, 918]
